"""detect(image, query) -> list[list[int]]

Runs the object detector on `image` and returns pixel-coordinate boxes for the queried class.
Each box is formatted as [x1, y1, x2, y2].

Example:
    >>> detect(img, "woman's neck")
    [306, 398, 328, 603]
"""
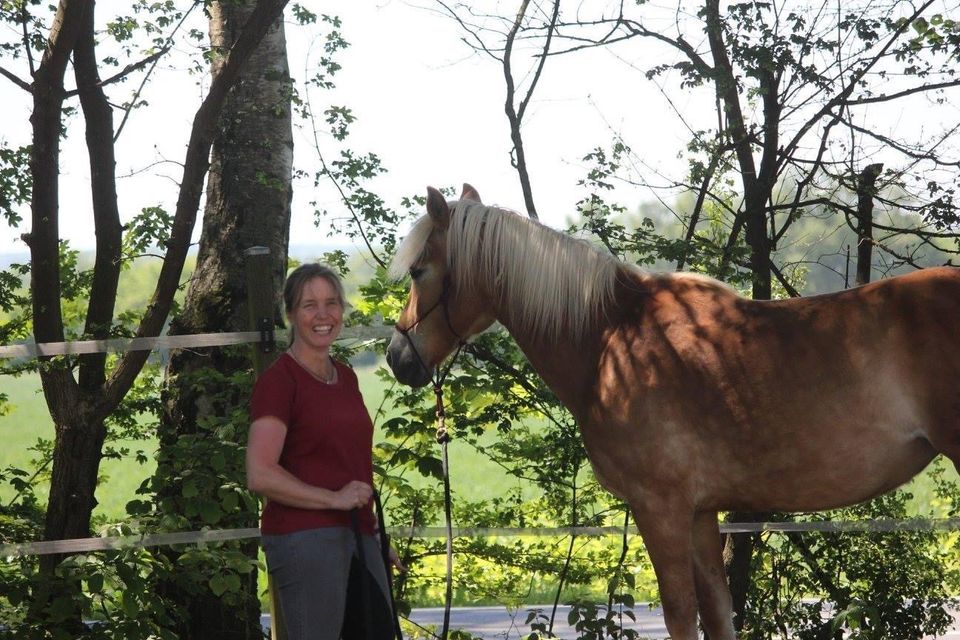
[287, 342, 337, 383]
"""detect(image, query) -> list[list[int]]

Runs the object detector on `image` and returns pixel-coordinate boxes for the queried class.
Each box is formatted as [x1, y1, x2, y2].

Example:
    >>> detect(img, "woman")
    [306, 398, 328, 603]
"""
[247, 263, 401, 640]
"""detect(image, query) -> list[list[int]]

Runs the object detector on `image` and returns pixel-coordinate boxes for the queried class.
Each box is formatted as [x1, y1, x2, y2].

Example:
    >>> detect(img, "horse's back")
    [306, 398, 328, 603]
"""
[592, 266, 959, 513]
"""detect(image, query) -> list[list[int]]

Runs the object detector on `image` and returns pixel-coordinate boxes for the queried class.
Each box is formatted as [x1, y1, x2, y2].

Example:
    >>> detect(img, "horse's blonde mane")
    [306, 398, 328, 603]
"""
[391, 201, 624, 342]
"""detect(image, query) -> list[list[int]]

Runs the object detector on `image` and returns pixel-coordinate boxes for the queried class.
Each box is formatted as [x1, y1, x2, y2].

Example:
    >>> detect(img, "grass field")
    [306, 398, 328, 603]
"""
[0, 359, 529, 524]
[2, 359, 957, 525]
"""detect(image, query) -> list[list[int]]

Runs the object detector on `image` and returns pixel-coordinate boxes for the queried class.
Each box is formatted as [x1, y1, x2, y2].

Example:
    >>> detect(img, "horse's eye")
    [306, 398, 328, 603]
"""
[409, 267, 425, 280]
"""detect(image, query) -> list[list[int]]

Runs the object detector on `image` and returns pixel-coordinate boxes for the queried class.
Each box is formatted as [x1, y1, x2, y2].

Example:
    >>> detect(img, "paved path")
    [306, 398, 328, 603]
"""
[406, 605, 960, 639]
[408, 605, 667, 638]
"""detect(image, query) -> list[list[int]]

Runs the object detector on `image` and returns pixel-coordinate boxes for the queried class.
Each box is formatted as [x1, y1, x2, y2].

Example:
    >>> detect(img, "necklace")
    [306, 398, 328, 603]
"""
[287, 349, 338, 385]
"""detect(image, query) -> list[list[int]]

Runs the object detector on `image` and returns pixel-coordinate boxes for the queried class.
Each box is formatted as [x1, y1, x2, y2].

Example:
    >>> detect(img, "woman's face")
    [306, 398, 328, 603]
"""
[289, 276, 344, 351]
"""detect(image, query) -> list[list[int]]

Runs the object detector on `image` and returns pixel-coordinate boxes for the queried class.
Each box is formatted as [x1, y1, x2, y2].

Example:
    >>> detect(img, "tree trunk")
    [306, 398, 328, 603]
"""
[855, 163, 883, 286]
[155, 2, 292, 637]
[26, 0, 97, 628]
[22, 0, 290, 631]
[703, 1, 780, 630]
[720, 514, 761, 635]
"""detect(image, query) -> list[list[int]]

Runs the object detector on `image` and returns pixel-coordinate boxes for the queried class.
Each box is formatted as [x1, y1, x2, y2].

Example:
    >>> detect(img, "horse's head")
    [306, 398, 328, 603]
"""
[386, 184, 496, 387]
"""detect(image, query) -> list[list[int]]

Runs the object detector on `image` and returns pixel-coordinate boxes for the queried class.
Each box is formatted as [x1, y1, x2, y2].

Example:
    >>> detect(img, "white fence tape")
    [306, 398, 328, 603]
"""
[5, 520, 960, 559]
[0, 326, 395, 359]
[2, 328, 959, 559]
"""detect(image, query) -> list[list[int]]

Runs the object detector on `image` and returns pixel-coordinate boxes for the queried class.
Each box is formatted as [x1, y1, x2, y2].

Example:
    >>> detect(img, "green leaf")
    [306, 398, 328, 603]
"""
[181, 480, 199, 498]
[415, 456, 443, 479]
[219, 488, 240, 512]
[47, 596, 75, 622]
[199, 499, 223, 524]
[209, 451, 226, 471]
[121, 589, 139, 618]
[209, 573, 228, 597]
[86, 573, 104, 593]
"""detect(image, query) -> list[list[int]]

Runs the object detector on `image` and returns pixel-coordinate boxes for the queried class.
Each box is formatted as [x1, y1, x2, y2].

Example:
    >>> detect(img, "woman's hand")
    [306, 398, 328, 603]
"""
[334, 480, 374, 510]
[388, 545, 407, 573]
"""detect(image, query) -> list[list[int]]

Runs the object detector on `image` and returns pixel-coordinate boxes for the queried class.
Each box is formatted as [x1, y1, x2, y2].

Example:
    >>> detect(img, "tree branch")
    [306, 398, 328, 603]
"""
[844, 79, 960, 106]
[502, 0, 539, 218]
[73, 0, 122, 393]
[0, 65, 31, 91]
[105, 0, 291, 410]
[112, 4, 200, 141]
[781, 0, 936, 162]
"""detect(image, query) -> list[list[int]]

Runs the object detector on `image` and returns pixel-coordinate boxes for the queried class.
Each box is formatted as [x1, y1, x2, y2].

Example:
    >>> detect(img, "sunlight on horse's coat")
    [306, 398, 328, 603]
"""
[387, 184, 960, 640]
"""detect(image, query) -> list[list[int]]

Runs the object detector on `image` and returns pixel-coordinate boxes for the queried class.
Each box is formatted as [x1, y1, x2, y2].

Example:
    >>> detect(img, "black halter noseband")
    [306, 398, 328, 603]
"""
[394, 273, 467, 389]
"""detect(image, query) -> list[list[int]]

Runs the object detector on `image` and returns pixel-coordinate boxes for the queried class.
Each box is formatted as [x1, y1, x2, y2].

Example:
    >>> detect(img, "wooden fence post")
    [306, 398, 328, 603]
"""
[244, 246, 285, 640]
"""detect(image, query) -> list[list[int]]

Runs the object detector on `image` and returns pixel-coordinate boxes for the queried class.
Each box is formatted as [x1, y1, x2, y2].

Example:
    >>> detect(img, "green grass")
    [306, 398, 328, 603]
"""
[2, 360, 957, 526]
[0, 371, 158, 522]
[0, 358, 525, 525]
[357, 362, 533, 508]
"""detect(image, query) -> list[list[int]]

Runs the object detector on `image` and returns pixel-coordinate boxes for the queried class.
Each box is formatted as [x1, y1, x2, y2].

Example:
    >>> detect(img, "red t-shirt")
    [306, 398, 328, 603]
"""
[250, 353, 377, 535]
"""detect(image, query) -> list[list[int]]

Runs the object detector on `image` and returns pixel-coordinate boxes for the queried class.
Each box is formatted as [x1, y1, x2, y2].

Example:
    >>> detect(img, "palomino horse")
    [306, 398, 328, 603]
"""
[385, 185, 960, 640]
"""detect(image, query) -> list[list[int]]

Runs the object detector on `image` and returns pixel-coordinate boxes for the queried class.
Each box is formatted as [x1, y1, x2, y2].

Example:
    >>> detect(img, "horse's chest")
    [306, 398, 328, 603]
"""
[578, 402, 686, 502]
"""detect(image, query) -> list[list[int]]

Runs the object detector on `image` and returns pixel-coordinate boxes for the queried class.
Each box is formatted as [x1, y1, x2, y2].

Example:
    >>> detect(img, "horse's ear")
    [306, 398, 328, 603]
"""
[461, 183, 481, 203]
[426, 186, 450, 230]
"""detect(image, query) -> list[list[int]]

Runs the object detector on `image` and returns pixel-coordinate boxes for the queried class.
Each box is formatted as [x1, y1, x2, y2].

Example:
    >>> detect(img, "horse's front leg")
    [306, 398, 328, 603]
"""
[692, 511, 736, 640]
[634, 504, 701, 640]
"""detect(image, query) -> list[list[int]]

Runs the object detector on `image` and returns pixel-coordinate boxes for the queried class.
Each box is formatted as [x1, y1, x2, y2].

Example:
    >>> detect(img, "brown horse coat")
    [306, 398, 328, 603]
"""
[387, 185, 960, 639]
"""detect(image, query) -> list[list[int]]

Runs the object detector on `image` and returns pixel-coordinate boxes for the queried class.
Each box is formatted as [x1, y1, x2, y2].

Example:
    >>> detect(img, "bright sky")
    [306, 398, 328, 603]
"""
[2, 2, 952, 259]
[0, 1, 695, 256]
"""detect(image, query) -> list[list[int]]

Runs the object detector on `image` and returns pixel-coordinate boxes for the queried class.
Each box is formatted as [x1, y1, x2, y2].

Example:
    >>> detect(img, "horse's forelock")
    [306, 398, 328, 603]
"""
[388, 215, 435, 280]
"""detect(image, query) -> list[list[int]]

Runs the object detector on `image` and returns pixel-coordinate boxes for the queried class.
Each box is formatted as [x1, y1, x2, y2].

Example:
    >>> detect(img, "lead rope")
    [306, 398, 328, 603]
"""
[394, 278, 464, 640]
[393, 330, 463, 640]
[432, 340, 463, 640]
[349, 509, 373, 640]
[434, 382, 454, 640]
[373, 491, 404, 640]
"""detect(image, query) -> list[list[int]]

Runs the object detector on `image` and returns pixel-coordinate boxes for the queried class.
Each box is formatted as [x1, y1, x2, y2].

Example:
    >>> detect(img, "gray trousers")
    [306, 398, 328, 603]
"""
[263, 527, 393, 640]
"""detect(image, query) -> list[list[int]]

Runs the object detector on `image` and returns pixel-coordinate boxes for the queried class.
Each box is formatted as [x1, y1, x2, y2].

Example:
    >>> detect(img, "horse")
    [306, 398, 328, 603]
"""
[385, 184, 960, 640]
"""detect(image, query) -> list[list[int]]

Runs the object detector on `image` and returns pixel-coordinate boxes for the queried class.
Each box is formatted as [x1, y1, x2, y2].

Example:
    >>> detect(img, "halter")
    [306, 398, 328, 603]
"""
[394, 273, 467, 393]
[393, 272, 466, 640]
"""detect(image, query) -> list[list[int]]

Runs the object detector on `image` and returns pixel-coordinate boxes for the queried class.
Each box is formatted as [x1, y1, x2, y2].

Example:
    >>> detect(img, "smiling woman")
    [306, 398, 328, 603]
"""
[245, 263, 403, 640]
[284, 265, 345, 380]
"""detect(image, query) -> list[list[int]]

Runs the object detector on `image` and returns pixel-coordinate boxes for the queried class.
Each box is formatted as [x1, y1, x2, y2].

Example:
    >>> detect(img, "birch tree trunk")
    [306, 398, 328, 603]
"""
[155, 1, 292, 637]
[21, 0, 290, 631]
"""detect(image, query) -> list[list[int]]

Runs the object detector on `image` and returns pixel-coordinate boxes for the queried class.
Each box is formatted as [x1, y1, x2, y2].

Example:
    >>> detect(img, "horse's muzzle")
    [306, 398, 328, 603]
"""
[386, 331, 433, 388]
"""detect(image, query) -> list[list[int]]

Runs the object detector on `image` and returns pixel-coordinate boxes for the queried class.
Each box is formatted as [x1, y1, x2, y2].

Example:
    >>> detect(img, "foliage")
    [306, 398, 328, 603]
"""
[741, 461, 960, 638]
[0, 144, 30, 228]
[2, 1, 960, 637]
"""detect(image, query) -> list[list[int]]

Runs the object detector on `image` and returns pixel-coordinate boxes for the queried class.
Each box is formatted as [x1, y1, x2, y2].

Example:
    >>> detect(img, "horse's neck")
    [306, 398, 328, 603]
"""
[494, 308, 605, 420]
[486, 265, 647, 416]
[517, 333, 599, 416]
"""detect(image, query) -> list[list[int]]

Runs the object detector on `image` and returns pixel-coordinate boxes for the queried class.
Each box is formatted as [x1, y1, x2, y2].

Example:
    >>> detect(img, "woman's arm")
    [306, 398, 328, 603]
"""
[245, 415, 373, 510]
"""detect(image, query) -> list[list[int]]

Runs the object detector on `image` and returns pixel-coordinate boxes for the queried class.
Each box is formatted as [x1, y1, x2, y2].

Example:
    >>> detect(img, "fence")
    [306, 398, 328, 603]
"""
[3, 241, 960, 559]
[3, 323, 960, 560]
